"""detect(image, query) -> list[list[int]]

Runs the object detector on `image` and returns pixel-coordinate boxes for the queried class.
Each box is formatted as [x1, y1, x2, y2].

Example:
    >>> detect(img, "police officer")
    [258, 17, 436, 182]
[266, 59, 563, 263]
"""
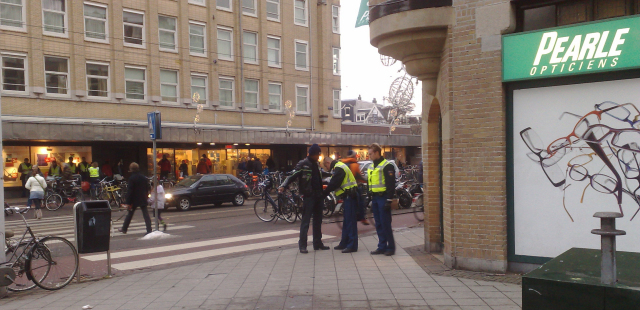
[279, 144, 330, 254]
[19, 158, 32, 197]
[49, 160, 61, 177]
[323, 158, 358, 253]
[88, 162, 100, 183]
[78, 157, 90, 181]
[367, 143, 396, 256]
[67, 156, 77, 174]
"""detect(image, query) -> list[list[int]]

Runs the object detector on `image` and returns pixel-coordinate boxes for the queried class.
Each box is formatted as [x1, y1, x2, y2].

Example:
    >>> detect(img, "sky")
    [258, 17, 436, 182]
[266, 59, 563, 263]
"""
[339, 0, 423, 115]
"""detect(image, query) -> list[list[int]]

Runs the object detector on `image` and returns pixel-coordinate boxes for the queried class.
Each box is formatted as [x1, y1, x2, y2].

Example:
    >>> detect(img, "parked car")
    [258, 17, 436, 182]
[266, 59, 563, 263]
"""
[164, 174, 250, 211]
[358, 160, 401, 180]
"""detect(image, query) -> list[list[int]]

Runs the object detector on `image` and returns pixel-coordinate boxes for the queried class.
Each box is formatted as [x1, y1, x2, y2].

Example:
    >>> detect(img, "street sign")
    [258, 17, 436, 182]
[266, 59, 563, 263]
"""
[356, 0, 369, 28]
[147, 111, 162, 140]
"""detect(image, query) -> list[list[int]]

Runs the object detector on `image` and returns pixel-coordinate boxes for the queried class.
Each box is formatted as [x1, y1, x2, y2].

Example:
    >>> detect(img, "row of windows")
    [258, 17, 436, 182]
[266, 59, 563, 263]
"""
[0, 1, 341, 74]
[0, 0, 340, 36]
[1, 52, 342, 116]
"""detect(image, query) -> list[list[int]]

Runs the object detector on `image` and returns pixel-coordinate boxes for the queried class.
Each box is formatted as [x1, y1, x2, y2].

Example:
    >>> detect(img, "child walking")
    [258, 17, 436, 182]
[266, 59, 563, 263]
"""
[148, 183, 167, 231]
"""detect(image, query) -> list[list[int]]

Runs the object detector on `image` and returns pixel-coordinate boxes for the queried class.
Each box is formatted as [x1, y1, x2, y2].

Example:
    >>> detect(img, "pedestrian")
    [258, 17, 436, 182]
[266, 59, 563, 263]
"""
[266, 156, 276, 171]
[117, 159, 125, 176]
[25, 165, 46, 219]
[179, 160, 189, 178]
[202, 154, 213, 173]
[342, 150, 370, 225]
[148, 183, 167, 231]
[88, 162, 100, 183]
[49, 160, 61, 177]
[78, 157, 90, 181]
[323, 158, 358, 253]
[158, 154, 171, 180]
[253, 157, 263, 174]
[246, 155, 255, 174]
[19, 158, 32, 197]
[279, 144, 330, 253]
[67, 156, 77, 174]
[119, 162, 152, 235]
[102, 160, 113, 177]
[238, 157, 247, 174]
[367, 143, 396, 256]
[196, 158, 210, 174]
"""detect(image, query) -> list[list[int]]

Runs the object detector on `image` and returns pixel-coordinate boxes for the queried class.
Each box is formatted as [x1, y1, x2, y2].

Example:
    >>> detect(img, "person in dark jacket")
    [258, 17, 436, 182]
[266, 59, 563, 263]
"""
[253, 157, 263, 173]
[367, 143, 397, 256]
[246, 155, 255, 174]
[266, 156, 276, 171]
[279, 144, 331, 253]
[118, 162, 152, 234]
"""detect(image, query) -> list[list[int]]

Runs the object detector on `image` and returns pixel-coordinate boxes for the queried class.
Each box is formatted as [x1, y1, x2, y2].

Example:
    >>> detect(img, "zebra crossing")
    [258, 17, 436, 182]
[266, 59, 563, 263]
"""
[4, 214, 194, 242]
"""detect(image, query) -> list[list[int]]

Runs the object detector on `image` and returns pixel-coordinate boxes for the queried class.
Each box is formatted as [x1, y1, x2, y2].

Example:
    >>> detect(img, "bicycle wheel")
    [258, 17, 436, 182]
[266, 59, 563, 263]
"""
[5, 243, 40, 291]
[323, 197, 335, 217]
[413, 205, 424, 222]
[28, 236, 78, 291]
[280, 198, 296, 224]
[252, 185, 264, 197]
[254, 199, 275, 222]
[45, 194, 64, 211]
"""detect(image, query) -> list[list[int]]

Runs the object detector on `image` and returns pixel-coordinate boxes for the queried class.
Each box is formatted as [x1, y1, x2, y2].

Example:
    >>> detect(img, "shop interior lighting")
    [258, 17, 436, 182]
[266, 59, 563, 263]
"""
[234, 143, 239, 145]
[197, 143, 202, 145]
[246, 144, 250, 146]
[210, 143, 215, 145]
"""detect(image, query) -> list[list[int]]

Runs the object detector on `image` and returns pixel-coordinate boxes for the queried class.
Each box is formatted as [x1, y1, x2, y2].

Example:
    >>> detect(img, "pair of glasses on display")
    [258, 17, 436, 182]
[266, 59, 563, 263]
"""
[567, 163, 626, 217]
[520, 127, 566, 187]
[595, 101, 640, 129]
[547, 102, 640, 156]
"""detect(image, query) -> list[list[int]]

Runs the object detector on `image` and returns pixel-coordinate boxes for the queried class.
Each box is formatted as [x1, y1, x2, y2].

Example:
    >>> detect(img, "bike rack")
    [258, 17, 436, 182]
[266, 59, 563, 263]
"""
[73, 202, 112, 283]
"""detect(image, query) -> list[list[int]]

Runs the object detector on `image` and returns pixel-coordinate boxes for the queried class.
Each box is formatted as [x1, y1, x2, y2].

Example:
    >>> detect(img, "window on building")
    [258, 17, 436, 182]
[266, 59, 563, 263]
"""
[191, 74, 207, 105]
[86, 62, 109, 97]
[189, 0, 205, 6]
[518, 0, 634, 32]
[333, 90, 341, 117]
[216, 0, 232, 11]
[242, 0, 257, 16]
[268, 82, 281, 111]
[84, 3, 108, 42]
[244, 79, 259, 109]
[189, 22, 206, 56]
[217, 27, 233, 61]
[1, 53, 27, 92]
[267, 36, 281, 67]
[243, 31, 258, 64]
[44, 56, 68, 95]
[266, 0, 280, 21]
[295, 40, 308, 70]
[345, 106, 351, 117]
[125, 66, 145, 100]
[158, 15, 177, 52]
[0, 0, 25, 30]
[219, 77, 234, 107]
[160, 69, 178, 103]
[42, 0, 67, 36]
[356, 113, 366, 122]
[333, 48, 340, 75]
[332, 5, 340, 33]
[294, 0, 307, 26]
[123, 10, 144, 47]
[296, 84, 308, 113]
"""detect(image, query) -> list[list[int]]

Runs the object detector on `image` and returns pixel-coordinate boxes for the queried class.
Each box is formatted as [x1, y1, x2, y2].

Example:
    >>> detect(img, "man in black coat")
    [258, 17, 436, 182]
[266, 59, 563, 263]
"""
[279, 144, 330, 253]
[119, 162, 152, 234]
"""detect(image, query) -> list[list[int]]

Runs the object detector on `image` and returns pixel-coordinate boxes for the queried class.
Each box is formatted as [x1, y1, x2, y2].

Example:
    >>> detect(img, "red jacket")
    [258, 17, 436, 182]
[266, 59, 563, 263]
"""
[341, 158, 365, 183]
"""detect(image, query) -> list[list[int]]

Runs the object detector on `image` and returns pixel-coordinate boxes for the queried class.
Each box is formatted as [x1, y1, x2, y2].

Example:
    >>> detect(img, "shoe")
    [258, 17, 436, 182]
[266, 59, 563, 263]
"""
[117, 228, 127, 234]
[162, 222, 167, 231]
[314, 245, 330, 251]
[299, 248, 308, 254]
[342, 248, 357, 253]
[384, 250, 395, 256]
[334, 245, 346, 250]
[370, 249, 385, 255]
[360, 219, 370, 225]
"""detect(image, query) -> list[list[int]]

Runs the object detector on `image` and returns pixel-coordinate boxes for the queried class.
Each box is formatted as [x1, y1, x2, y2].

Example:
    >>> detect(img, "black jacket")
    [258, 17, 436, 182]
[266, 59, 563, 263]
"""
[371, 157, 396, 200]
[281, 157, 328, 196]
[126, 172, 150, 206]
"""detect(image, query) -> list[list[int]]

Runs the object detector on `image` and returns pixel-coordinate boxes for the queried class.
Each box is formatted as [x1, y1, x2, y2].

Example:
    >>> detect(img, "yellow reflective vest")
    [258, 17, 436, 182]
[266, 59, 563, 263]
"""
[368, 159, 390, 193]
[334, 162, 357, 197]
[89, 167, 99, 178]
[50, 165, 61, 176]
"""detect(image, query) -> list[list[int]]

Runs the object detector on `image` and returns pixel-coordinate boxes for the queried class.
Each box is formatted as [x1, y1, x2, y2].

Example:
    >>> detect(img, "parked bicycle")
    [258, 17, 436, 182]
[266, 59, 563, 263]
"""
[254, 178, 296, 223]
[2, 207, 78, 291]
[44, 175, 83, 211]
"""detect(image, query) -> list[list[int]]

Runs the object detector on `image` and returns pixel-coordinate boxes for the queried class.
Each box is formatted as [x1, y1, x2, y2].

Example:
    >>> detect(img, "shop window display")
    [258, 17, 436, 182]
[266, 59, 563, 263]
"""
[30, 146, 91, 178]
[3, 146, 30, 187]
[147, 148, 175, 179]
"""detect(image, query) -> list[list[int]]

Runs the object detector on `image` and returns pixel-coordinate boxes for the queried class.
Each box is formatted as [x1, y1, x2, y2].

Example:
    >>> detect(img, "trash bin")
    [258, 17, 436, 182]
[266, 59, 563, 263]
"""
[75, 201, 111, 254]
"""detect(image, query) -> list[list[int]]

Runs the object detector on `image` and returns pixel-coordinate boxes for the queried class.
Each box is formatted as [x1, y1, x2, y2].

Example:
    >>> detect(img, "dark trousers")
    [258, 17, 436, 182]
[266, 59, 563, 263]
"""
[299, 192, 324, 249]
[160, 171, 169, 179]
[338, 195, 358, 250]
[21, 178, 28, 197]
[371, 195, 395, 252]
[122, 205, 152, 234]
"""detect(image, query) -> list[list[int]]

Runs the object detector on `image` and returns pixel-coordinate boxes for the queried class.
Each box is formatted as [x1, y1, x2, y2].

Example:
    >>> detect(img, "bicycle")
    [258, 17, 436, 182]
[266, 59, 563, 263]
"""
[98, 179, 125, 210]
[45, 176, 83, 211]
[2, 207, 78, 291]
[254, 179, 295, 223]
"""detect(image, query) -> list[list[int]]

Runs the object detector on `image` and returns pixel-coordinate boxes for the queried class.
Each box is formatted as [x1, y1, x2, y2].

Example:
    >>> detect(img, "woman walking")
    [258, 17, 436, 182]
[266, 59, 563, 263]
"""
[25, 165, 47, 219]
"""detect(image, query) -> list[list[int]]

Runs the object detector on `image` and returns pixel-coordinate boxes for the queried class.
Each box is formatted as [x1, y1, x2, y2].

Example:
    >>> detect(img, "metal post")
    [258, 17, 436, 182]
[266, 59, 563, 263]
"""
[591, 212, 626, 285]
[153, 140, 159, 231]
[107, 249, 112, 277]
[0, 85, 6, 298]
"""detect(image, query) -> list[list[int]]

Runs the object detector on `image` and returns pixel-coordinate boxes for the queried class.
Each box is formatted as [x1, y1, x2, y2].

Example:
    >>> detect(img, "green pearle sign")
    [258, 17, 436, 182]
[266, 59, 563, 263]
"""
[503, 15, 640, 82]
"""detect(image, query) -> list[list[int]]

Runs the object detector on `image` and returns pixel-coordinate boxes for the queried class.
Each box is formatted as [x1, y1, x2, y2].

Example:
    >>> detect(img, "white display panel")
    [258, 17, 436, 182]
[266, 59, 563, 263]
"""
[513, 78, 640, 258]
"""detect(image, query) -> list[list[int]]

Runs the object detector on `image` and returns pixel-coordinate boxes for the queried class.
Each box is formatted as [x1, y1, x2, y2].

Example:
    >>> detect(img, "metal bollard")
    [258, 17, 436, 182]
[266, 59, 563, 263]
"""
[591, 212, 626, 285]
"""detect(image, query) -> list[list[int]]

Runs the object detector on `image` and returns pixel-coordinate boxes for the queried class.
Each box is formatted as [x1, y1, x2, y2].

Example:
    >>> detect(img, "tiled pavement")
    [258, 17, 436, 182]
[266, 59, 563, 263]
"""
[0, 227, 522, 310]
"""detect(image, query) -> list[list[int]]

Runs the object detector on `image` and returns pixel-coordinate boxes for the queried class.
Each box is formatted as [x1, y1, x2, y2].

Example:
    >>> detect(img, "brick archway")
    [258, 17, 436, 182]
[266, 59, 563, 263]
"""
[423, 96, 443, 252]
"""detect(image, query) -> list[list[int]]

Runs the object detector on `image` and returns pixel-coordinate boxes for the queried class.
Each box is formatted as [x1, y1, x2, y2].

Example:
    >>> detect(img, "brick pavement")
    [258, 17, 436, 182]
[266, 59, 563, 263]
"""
[0, 227, 522, 309]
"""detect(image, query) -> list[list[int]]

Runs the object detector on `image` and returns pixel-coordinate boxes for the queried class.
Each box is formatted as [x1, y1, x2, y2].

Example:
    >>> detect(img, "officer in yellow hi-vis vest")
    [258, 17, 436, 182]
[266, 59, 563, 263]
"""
[78, 157, 90, 181]
[49, 160, 61, 177]
[323, 158, 359, 253]
[20, 158, 32, 197]
[88, 162, 100, 183]
[67, 156, 77, 174]
[367, 143, 396, 256]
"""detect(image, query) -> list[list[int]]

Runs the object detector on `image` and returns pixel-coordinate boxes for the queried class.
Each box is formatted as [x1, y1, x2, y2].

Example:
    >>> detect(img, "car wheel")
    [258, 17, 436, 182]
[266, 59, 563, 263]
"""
[232, 193, 245, 206]
[177, 197, 191, 211]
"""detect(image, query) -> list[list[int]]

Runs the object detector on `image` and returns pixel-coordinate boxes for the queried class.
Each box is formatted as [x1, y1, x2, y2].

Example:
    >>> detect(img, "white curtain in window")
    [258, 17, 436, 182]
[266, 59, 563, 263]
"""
[43, 0, 65, 33]
[244, 80, 258, 109]
[84, 5, 106, 40]
[0, 0, 23, 28]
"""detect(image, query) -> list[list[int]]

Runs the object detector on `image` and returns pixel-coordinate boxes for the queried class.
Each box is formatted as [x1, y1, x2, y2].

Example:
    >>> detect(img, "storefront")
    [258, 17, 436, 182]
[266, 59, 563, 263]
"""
[504, 15, 640, 264]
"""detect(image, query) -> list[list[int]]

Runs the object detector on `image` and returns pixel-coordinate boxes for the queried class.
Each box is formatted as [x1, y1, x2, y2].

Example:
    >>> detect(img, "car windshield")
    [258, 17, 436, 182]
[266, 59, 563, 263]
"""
[175, 175, 202, 188]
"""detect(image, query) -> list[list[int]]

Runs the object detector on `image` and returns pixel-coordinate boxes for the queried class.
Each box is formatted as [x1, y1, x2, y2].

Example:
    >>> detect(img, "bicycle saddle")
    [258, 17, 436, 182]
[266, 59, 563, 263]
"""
[4, 230, 14, 238]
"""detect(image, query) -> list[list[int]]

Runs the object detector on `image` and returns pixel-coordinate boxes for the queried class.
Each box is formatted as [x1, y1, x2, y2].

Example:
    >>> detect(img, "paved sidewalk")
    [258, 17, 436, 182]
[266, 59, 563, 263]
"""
[0, 227, 522, 310]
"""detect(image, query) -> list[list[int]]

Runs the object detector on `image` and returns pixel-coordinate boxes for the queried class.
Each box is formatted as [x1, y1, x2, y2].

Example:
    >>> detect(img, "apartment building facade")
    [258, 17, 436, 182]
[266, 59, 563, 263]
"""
[0, 0, 420, 193]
